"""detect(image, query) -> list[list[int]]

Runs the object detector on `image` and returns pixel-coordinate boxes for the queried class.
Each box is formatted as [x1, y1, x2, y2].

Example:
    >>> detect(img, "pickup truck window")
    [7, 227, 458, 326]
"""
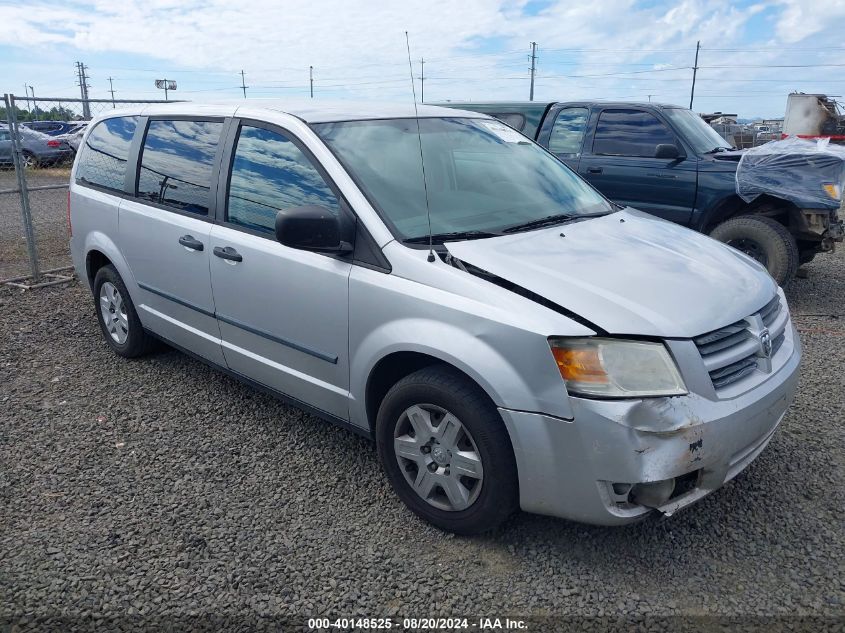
[314, 117, 613, 241]
[663, 107, 732, 154]
[490, 113, 526, 132]
[592, 109, 675, 157]
[549, 108, 589, 155]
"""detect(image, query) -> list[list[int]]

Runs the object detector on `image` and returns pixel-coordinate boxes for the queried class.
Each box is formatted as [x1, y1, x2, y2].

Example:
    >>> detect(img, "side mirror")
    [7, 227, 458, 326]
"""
[655, 143, 681, 159]
[275, 205, 353, 254]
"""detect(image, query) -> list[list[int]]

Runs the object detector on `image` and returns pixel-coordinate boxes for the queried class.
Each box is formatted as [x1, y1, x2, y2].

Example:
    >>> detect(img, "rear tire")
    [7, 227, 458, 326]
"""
[93, 265, 156, 358]
[709, 216, 799, 285]
[376, 365, 518, 535]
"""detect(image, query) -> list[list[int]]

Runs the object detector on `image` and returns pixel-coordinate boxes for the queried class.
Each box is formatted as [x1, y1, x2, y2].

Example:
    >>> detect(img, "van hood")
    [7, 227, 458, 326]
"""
[445, 209, 777, 338]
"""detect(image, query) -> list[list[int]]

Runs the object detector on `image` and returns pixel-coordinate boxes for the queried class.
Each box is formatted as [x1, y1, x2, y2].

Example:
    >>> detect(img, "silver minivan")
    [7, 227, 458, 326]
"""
[69, 102, 800, 534]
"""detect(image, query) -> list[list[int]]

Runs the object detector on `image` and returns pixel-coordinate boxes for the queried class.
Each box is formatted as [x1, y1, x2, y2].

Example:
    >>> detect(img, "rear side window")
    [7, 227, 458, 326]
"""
[0, 129, 9, 141]
[76, 116, 138, 192]
[549, 108, 589, 155]
[226, 125, 339, 234]
[137, 120, 223, 216]
[592, 109, 675, 157]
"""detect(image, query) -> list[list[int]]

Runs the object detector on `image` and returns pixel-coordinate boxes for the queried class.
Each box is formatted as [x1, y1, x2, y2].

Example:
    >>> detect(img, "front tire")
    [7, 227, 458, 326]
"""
[709, 216, 799, 285]
[376, 365, 518, 535]
[93, 265, 155, 358]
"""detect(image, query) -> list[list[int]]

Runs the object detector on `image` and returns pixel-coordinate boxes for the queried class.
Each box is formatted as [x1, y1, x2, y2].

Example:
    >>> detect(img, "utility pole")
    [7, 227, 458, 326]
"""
[689, 40, 700, 110]
[309, 66, 314, 98]
[29, 86, 37, 120]
[420, 58, 425, 103]
[108, 77, 116, 107]
[76, 61, 91, 119]
[529, 42, 537, 101]
[240, 70, 248, 98]
[23, 83, 31, 115]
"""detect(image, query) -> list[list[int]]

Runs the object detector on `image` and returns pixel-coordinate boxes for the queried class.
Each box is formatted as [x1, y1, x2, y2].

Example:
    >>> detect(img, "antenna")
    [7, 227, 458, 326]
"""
[405, 31, 435, 263]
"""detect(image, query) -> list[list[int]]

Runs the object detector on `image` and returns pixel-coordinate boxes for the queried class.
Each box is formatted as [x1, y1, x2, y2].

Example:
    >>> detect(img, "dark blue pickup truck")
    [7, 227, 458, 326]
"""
[441, 101, 844, 284]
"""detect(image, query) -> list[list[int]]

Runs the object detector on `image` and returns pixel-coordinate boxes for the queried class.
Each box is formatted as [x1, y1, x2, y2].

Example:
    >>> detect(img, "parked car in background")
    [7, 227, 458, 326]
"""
[22, 120, 81, 136]
[59, 124, 89, 153]
[69, 102, 799, 534]
[0, 126, 12, 166]
[0, 124, 74, 167]
[441, 101, 844, 284]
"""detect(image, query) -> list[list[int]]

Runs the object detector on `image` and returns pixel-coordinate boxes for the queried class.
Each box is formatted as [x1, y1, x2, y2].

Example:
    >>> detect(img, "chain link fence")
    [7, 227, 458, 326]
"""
[1, 94, 174, 288]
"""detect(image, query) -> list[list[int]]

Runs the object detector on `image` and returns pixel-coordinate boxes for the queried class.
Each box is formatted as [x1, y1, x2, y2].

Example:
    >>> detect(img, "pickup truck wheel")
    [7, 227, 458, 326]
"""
[709, 216, 799, 285]
[93, 265, 156, 358]
[376, 365, 518, 535]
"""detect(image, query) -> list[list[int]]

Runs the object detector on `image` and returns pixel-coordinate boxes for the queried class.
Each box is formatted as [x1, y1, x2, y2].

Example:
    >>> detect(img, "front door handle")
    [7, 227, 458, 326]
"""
[654, 173, 678, 179]
[586, 167, 603, 174]
[178, 235, 204, 251]
[213, 246, 243, 263]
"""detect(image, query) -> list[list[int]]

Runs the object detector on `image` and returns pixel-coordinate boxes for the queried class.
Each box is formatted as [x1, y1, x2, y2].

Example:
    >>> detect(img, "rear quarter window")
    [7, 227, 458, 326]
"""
[76, 116, 139, 192]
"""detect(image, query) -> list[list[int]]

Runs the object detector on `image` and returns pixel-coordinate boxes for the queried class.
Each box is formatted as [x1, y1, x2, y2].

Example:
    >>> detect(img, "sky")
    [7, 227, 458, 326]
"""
[1, 0, 844, 119]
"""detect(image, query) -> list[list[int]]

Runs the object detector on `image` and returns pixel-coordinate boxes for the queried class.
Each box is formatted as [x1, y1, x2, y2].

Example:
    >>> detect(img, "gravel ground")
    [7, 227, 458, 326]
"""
[0, 168, 71, 281]
[1, 249, 843, 631]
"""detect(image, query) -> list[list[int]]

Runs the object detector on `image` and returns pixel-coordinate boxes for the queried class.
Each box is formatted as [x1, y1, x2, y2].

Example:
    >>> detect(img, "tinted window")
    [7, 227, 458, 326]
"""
[592, 109, 675, 157]
[137, 120, 222, 215]
[76, 116, 139, 192]
[227, 125, 339, 234]
[549, 108, 589, 155]
[0, 130, 9, 141]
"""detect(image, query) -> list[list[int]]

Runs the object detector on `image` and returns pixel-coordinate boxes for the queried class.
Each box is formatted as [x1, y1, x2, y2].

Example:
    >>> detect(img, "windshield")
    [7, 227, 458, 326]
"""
[313, 117, 613, 241]
[663, 108, 732, 153]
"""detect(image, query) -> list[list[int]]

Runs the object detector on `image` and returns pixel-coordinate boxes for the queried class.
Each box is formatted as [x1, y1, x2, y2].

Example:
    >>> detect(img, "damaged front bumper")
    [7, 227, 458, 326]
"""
[499, 327, 801, 526]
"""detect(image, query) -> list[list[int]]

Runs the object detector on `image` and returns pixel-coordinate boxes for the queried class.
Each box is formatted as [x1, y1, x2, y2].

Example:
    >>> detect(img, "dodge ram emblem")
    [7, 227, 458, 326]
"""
[759, 328, 773, 358]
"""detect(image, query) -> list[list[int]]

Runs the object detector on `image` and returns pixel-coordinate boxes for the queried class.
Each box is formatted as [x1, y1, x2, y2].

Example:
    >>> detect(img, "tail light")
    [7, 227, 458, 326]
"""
[47, 139, 61, 148]
[66, 190, 72, 237]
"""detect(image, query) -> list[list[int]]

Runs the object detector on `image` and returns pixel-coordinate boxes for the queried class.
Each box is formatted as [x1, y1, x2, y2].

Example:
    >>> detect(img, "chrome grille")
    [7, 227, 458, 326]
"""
[694, 295, 788, 390]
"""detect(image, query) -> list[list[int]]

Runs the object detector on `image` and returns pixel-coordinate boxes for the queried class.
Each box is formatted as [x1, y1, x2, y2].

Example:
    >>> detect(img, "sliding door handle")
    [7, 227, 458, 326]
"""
[213, 246, 243, 263]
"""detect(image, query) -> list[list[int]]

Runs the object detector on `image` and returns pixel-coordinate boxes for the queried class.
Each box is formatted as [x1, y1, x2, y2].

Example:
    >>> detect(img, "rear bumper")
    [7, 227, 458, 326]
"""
[500, 326, 801, 525]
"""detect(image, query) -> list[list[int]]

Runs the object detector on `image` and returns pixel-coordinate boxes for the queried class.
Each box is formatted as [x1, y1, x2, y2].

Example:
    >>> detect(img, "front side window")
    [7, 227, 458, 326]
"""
[592, 109, 675, 157]
[0, 130, 9, 141]
[663, 107, 731, 154]
[314, 117, 613, 241]
[76, 116, 138, 191]
[227, 125, 339, 234]
[549, 107, 589, 155]
[137, 120, 223, 215]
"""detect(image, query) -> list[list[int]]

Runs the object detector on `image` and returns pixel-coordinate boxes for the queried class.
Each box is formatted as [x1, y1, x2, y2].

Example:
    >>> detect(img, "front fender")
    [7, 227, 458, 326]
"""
[349, 317, 575, 430]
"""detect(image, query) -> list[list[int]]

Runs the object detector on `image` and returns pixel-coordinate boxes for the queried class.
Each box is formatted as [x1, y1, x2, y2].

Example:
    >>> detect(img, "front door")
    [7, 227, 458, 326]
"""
[209, 121, 352, 419]
[119, 118, 226, 365]
[578, 108, 697, 225]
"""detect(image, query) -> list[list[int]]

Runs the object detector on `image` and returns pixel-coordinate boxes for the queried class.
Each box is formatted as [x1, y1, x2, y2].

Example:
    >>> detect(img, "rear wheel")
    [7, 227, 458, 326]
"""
[93, 265, 156, 358]
[376, 365, 518, 535]
[709, 215, 799, 285]
[21, 151, 37, 169]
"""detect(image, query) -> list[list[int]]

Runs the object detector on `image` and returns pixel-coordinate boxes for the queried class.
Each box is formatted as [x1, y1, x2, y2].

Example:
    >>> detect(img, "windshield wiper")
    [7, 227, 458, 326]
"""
[502, 213, 578, 233]
[704, 146, 730, 154]
[402, 230, 502, 244]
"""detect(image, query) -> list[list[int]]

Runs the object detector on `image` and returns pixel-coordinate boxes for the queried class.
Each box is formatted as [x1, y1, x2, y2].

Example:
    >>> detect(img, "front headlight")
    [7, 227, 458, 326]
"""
[549, 337, 687, 398]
